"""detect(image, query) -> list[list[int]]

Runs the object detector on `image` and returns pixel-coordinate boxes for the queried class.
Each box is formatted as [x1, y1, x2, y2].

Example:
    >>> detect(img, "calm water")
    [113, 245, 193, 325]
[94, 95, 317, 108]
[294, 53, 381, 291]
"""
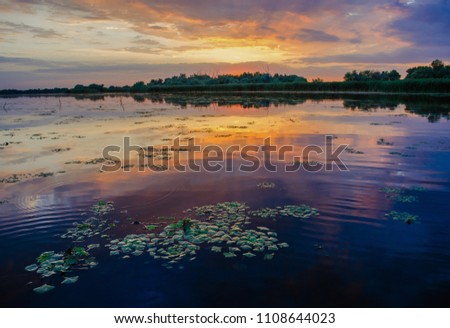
[0, 93, 449, 307]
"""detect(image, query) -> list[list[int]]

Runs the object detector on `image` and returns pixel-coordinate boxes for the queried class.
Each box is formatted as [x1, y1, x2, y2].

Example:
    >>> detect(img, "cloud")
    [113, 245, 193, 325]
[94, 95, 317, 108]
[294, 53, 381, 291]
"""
[0, 0, 448, 88]
[0, 56, 54, 66]
[131, 38, 161, 46]
[294, 29, 340, 43]
[0, 21, 62, 38]
[297, 46, 450, 64]
[389, 0, 450, 46]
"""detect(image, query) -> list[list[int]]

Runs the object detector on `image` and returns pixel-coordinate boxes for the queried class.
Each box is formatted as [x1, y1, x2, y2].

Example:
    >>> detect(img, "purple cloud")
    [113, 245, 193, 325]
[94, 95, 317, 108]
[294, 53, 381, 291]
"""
[294, 29, 340, 43]
[389, 0, 450, 46]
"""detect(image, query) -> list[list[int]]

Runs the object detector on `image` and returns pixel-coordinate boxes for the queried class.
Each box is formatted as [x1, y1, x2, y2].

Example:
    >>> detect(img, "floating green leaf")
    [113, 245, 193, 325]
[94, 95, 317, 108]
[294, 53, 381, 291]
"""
[61, 276, 79, 285]
[264, 253, 274, 260]
[33, 284, 55, 294]
[25, 264, 38, 272]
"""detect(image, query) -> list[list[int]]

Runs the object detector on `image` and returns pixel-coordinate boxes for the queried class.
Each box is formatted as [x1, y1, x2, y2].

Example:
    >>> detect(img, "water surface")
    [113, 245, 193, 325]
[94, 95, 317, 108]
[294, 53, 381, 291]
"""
[0, 93, 449, 307]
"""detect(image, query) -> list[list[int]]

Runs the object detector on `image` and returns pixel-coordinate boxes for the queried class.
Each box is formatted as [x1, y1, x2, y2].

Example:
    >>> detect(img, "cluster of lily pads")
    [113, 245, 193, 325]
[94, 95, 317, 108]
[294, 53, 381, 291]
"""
[25, 200, 319, 293]
[250, 205, 319, 220]
[381, 187, 418, 203]
[91, 200, 114, 216]
[381, 186, 428, 224]
[0, 171, 64, 184]
[105, 202, 299, 269]
[25, 246, 98, 293]
[60, 216, 115, 242]
[385, 211, 419, 225]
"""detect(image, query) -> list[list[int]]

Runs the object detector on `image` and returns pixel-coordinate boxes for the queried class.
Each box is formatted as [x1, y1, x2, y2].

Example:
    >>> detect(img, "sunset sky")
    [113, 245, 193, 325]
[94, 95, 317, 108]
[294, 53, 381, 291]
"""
[0, 0, 449, 89]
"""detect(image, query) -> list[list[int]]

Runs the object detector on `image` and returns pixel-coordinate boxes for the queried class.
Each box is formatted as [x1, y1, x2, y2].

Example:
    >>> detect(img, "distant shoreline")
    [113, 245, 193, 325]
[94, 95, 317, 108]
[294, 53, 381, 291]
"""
[1, 90, 450, 98]
[1, 79, 450, 96]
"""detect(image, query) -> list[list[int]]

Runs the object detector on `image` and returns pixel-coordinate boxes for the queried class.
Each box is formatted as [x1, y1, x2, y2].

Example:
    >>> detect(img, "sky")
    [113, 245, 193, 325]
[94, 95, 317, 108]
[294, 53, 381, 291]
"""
[0, 0, 449, 89]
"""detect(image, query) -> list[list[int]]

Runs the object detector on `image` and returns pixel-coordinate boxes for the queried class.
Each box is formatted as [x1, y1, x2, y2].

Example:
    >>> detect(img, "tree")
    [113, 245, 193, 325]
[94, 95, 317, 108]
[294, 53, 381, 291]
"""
[131, 81, 147, 92]
[406, 60, 450, 79]
[387, 70, 401, 81]
[343, 70, 400, 81]
[431, 59, 444, 70]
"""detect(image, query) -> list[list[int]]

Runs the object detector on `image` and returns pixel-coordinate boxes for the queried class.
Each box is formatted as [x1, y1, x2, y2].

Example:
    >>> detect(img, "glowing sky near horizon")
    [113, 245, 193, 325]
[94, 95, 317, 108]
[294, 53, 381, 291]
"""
[0, 0, 449, 88]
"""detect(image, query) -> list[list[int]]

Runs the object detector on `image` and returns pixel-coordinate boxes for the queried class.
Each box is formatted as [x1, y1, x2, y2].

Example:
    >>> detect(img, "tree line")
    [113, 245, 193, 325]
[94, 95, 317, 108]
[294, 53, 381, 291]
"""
[0, 60, 449, 95]
[344, 60, 450, 81]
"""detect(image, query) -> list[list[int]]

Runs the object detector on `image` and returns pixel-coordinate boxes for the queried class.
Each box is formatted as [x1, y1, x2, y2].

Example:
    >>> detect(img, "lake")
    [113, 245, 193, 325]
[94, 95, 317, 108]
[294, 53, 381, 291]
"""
[0, 93, 449, 307]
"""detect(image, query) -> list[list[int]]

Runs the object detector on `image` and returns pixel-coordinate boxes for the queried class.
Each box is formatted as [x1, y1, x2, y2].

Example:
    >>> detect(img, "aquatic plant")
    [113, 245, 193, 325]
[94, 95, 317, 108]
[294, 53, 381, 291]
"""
[91, 201, 114, 216]
[393, 195, 418, 203]
[410, 186, 427, 192]
[257, 182, 276, 189]
[61, 276, 79, 284]
[385, 211, 419, 224]
[250, 208, 279, 219]
[345, 147, 364, 154]
[0, 174, 20, 183]
[26, 246, 97, 292]
[377, 138, 394, 146]
[33, 284, 55, 294]
[389, 151, 415, 157]
[27, 200, 319, 294]
[61, 216, 114, 242]
[278, 205, 320, 219]
[107, 234, 150, 257]
[381, 187, 419, 203]
[105, 202, 293, 268]
[51, 148, 71, 153]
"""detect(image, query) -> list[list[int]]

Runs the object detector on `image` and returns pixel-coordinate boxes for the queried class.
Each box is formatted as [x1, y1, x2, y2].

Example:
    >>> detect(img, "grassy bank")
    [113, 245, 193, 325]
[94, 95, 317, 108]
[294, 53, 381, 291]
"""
[141, 79, 450, 94]
[1, 79, 450, 95]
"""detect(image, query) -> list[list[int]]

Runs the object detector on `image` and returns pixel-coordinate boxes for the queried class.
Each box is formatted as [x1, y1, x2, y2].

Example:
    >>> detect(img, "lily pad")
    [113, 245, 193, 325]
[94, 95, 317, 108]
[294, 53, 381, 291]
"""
[264, 253, 274, 260]
[87, 244, 100, 251]
[33, 284, 55, 294]
[25, 264, 38, 272]
[61, 276, 79, 284]
[223, 252, 237, 258]
[211, 246, 222, 253]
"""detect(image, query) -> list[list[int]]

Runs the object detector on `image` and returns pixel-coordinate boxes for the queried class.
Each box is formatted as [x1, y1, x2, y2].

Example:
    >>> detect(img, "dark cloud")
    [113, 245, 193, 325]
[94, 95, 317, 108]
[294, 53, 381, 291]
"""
[0, 55, 56, 66]
[131, 38, 161, 46]
[118, 46, 163, 54]
[298, 46, 450, 64]
[294, 29, 340, 42]
[137, 0, 379, 21]
[389, 0, 450, 46]
[0, 21, 62, 38]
